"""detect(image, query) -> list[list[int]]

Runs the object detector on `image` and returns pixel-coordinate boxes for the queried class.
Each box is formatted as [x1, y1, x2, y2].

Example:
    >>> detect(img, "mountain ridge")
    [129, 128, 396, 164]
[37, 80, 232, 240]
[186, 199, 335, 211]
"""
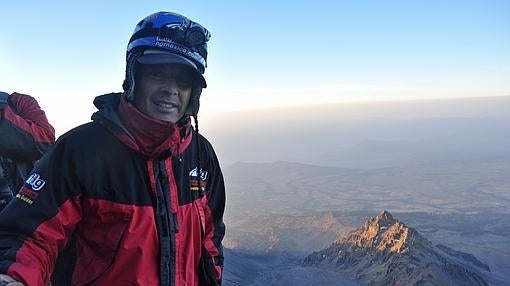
[303, 211, 491, 286]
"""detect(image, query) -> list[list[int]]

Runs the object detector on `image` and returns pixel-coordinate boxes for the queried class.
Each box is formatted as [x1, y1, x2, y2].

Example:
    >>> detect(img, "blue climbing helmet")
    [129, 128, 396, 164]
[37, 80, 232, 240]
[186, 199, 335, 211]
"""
[123, 12, 211, 115]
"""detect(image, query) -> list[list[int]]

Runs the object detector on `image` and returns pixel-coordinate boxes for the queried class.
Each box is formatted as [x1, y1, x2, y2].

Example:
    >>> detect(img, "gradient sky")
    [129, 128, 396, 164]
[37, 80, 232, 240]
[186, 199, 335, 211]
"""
[1, 0, 509, 134]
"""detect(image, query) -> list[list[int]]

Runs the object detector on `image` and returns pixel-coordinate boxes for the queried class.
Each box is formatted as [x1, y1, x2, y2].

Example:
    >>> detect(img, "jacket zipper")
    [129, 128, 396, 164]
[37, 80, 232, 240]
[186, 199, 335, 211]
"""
[154, 158, 177, 286]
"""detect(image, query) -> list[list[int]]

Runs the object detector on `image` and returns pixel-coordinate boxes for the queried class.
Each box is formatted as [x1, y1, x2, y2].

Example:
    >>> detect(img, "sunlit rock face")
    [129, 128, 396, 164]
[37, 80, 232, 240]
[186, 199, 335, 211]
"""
[303, 211, 490, 286]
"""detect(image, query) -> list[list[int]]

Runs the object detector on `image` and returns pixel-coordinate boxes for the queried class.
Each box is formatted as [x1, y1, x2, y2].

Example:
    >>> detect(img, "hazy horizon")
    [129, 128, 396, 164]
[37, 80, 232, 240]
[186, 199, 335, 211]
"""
[199, 95, 510, 167]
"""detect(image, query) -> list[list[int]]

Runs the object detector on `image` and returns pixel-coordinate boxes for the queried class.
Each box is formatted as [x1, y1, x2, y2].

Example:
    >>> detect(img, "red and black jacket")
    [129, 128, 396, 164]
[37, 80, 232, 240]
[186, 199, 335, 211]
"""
[0, 92, 55, 206]
[0, 93, 225, 286]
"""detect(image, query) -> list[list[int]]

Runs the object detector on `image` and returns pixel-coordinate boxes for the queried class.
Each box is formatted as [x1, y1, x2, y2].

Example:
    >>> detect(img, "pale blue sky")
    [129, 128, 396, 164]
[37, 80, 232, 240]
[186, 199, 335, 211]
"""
[1, 1, 509, 134]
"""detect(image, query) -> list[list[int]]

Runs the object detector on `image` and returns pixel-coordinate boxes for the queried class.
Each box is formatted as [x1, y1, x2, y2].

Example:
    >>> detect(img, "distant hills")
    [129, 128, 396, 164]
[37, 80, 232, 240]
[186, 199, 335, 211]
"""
[303, 211, 491, 286]
[224, 160, 510, 219]
[224, 211, 349, 255]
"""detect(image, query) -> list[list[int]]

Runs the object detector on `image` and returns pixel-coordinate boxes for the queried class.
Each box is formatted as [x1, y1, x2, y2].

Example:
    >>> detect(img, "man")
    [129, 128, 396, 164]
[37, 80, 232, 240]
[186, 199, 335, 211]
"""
[0, 91, 55, 212]
[0, 11, 225, 286]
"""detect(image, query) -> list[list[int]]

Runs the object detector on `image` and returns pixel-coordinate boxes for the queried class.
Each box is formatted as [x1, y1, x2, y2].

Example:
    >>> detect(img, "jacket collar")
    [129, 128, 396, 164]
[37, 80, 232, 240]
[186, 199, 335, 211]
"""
[92, 93, 192, 159]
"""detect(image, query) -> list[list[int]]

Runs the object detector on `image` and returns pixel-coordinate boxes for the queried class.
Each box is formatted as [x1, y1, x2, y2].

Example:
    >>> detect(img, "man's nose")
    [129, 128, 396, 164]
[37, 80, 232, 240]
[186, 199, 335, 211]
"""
[160, 79, 179, 94]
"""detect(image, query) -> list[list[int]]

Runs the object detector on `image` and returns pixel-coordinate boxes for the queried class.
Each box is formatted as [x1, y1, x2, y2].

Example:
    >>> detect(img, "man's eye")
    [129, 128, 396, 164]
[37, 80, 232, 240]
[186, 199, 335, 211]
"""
[176, 77, 193, 88]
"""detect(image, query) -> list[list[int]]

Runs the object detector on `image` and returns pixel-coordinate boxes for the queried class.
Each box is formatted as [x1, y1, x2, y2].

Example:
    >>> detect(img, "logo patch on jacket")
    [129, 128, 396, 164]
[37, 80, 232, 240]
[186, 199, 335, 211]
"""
[189, 167, 207, 192]
[16, 173, 46, 204]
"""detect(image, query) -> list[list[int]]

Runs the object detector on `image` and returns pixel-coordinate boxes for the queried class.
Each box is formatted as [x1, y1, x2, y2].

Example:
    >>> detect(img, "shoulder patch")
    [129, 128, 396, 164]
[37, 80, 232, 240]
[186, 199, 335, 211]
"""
[16, 173, 46, 204]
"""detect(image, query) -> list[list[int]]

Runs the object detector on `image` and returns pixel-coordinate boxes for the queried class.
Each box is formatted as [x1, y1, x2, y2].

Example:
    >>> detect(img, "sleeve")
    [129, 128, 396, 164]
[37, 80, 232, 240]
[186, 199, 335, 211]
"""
[0, 92, 55, 162]
[0, 139, 83, 286]
[202, 141, 226, 284]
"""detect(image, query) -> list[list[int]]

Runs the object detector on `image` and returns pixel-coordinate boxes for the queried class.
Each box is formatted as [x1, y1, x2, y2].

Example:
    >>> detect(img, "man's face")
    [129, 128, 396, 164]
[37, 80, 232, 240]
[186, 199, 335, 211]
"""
[134, 63, 194, 123]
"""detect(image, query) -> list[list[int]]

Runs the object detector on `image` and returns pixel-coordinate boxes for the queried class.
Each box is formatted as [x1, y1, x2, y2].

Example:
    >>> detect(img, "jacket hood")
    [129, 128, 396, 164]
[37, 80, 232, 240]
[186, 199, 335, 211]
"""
[91, 93, 192, 158]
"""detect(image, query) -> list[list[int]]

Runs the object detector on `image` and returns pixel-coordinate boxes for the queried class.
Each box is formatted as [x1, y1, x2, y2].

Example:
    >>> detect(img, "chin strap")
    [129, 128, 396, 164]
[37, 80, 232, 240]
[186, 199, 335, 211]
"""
[186, 86, 202, 116]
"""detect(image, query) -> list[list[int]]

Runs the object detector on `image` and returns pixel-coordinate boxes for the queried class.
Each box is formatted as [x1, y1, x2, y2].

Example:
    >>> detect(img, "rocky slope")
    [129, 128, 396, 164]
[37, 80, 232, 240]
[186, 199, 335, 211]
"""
[303, 211, 491, 285]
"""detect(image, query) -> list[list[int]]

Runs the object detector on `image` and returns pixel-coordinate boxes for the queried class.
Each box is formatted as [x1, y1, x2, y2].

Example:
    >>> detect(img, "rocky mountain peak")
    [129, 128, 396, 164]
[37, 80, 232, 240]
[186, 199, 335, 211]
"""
[341, 210, 426, 253]
[303, 211, 491, 286]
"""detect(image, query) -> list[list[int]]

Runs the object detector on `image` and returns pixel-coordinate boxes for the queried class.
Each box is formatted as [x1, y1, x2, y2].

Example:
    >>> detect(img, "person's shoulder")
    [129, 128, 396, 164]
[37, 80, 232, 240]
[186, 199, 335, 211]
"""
[39, 122, 99, 159]
[196, 132, 216, 151]
[56, 122, 112, 147]
[195, 132, 222, 164]
[59, 122, 97, 138]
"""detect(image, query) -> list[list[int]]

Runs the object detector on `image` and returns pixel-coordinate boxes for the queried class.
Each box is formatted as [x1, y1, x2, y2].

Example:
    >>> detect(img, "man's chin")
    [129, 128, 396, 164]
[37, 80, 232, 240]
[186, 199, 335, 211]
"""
[150, 108, 180, 123]
[149, 112, 176, 123]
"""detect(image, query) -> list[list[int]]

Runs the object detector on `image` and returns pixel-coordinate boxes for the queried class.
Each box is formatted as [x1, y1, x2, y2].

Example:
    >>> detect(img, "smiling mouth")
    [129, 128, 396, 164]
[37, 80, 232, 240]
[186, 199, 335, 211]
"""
[154, 100, 179, 110]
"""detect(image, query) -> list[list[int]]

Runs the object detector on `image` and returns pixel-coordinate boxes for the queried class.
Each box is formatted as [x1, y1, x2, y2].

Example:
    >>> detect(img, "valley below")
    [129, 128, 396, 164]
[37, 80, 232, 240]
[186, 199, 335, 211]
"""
[212, 102, 510, 285]
[221, 160, 510, 285]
